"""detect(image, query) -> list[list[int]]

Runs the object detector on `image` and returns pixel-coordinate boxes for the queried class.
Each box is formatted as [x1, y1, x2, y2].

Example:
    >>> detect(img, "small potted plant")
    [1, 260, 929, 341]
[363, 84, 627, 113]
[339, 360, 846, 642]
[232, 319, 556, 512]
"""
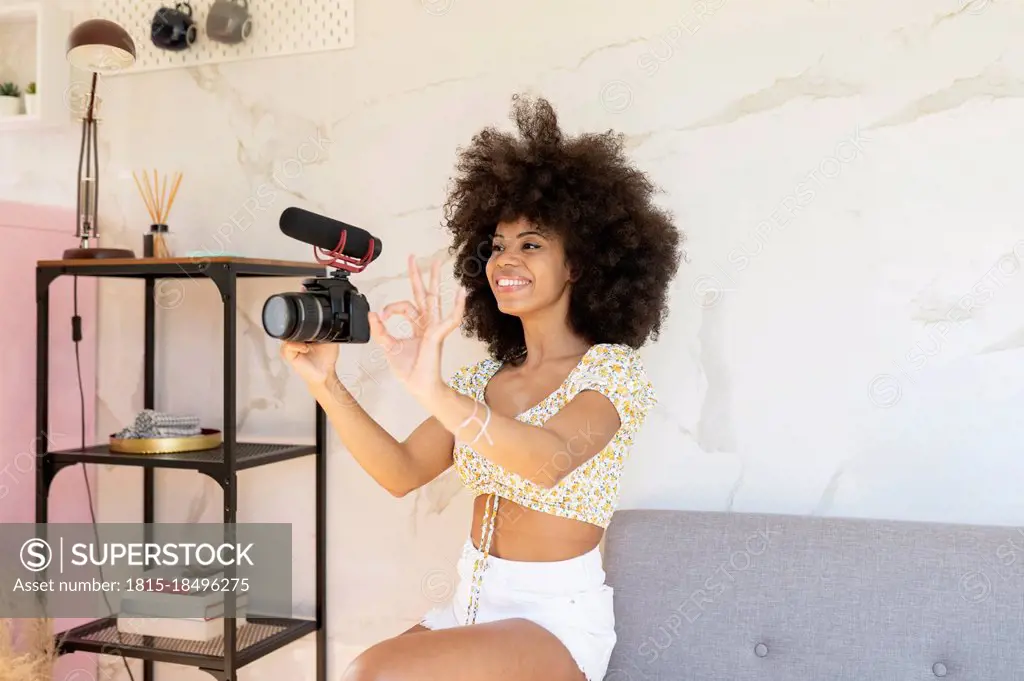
[0, 82, 21, 117]
[23, 82, 37, 117]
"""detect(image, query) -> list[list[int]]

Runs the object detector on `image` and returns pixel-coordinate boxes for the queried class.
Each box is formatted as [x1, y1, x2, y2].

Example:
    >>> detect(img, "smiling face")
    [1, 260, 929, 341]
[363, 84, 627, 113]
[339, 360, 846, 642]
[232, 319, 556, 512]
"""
[485, 217, 575, 317]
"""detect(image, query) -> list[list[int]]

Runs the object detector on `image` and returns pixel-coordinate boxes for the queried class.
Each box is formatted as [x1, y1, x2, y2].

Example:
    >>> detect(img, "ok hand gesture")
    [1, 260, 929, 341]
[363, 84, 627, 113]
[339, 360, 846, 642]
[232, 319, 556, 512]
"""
[368, 255, 467, 400]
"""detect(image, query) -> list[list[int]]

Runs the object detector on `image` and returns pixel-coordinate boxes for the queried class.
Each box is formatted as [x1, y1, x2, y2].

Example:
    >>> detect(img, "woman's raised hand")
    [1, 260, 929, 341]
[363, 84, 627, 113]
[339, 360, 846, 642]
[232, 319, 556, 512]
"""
[368, 255, 467, 399]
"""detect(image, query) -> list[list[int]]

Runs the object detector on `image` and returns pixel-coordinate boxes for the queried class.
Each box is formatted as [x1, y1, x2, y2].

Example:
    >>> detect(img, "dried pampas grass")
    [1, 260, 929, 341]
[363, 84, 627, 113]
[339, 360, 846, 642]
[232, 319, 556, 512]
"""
[0, 618, 58, 681]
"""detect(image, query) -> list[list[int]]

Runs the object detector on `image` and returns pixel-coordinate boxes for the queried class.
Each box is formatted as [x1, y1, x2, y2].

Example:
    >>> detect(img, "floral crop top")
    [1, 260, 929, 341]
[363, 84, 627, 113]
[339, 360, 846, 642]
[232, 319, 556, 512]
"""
[446, 343, 657, 529]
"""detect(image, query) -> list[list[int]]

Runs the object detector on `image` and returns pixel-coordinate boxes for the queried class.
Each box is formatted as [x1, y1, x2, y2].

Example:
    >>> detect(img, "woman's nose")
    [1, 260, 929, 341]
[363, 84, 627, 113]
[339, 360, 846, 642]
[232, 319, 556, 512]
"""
[493, 250, 521, 267]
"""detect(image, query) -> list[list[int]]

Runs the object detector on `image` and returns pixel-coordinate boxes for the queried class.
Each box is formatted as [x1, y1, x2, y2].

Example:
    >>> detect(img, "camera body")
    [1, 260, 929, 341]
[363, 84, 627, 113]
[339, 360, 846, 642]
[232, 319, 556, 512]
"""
[261, 272, 370, 344]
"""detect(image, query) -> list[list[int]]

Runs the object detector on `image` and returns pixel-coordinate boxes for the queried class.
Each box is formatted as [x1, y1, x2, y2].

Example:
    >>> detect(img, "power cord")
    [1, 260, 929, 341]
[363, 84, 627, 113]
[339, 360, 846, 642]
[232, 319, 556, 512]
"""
[72, 275, 137, 681]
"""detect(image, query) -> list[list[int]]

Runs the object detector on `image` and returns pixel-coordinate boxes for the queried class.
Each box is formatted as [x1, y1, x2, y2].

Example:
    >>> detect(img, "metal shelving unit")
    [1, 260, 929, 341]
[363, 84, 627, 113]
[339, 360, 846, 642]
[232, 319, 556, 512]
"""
[34, 256, 328, 681]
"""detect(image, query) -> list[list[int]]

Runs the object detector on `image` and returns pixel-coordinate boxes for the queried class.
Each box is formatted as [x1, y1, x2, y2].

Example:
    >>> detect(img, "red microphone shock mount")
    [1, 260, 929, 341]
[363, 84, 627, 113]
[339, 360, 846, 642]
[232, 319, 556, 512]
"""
[313, 230, 377, 273]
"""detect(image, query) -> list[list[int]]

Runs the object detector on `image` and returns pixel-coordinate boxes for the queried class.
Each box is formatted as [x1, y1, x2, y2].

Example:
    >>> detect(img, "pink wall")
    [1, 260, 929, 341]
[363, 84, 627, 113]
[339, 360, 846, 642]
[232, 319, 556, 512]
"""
[0, 200, 98, 681]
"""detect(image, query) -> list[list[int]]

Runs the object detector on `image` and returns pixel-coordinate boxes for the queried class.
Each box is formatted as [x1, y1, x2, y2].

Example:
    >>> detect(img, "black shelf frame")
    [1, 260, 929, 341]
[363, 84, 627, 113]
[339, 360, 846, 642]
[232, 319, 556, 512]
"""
[35, 258, 329, 681]
[53, 616, 317, 671]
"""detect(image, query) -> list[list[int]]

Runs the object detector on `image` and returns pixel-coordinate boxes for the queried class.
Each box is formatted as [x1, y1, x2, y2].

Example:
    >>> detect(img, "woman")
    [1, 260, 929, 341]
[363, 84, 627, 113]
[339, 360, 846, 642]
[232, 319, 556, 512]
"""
[282, 95, 682, 681]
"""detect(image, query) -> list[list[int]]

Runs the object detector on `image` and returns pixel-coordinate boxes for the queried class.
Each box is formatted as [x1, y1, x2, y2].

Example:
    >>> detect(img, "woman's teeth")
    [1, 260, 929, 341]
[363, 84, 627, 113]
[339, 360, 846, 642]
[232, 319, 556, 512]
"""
[497, 278, 531, 289]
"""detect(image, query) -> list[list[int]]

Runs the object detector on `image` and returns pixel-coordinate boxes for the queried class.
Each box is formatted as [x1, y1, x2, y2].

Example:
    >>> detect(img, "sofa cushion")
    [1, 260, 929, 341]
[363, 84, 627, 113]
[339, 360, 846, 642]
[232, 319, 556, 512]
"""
[603, 509, 1023, 681]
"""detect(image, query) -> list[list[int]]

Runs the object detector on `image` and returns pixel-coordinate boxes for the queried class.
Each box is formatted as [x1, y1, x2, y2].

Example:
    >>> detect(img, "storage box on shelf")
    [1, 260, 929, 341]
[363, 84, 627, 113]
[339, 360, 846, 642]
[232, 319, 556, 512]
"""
[35, 257, 329, 681]
[0, 2, 71, 130]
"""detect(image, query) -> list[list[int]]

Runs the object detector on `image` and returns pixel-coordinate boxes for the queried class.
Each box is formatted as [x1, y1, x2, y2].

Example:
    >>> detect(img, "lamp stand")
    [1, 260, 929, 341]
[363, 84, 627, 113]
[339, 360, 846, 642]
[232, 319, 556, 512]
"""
[64, 71, 134, 260]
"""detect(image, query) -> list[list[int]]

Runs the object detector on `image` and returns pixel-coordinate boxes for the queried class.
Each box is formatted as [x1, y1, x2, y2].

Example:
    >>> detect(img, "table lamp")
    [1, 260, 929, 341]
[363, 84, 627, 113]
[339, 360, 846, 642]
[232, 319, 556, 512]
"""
[64, 18, 137, 259]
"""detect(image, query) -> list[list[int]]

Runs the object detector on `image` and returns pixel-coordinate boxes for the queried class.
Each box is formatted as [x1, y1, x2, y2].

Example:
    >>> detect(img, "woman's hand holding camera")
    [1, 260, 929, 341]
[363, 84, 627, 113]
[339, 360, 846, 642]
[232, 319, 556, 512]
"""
[280, 340, 340, 386]
[367, 255, 467, 403]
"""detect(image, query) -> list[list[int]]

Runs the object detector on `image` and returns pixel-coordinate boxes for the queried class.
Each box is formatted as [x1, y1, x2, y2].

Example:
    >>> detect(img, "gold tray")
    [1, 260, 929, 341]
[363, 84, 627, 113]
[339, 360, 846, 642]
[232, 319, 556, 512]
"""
[109, 428, 222, 454]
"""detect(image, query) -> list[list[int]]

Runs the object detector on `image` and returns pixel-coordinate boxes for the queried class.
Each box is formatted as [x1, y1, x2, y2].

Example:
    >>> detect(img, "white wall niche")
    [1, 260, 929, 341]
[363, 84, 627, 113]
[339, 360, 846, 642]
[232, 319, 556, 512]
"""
[0, 2, 71, 131]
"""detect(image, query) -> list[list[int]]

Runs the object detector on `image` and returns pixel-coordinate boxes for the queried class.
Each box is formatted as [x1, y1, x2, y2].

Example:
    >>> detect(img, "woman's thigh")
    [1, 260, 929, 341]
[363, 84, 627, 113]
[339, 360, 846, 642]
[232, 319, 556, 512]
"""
[398, 624, 428, 636]
[342, 618, 585, 681]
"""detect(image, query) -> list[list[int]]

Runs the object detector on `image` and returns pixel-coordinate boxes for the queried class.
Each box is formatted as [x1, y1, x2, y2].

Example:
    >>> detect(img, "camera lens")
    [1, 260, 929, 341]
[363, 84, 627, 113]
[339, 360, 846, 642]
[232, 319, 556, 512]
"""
[262, 292, 332, 342]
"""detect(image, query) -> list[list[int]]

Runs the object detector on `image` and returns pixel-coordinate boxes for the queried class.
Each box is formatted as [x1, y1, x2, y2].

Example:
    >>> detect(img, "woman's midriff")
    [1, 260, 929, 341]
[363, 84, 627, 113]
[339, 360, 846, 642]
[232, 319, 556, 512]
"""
[469, 493, 604, 562]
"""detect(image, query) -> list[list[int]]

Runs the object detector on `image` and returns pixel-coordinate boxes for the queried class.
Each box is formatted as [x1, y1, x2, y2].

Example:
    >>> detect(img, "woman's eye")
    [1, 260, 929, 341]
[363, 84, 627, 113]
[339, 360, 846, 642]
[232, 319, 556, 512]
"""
[523, 242, 540, 250]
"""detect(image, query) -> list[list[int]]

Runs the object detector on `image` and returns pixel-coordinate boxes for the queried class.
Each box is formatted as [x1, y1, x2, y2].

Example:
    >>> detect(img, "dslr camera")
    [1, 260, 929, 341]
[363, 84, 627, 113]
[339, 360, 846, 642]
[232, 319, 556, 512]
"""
[262, 208, 381, 344]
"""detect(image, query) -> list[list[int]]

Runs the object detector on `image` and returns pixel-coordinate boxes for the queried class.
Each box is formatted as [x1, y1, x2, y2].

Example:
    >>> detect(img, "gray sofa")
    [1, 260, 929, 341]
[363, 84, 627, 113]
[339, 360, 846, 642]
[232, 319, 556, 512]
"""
[603, 509, 1023, 681]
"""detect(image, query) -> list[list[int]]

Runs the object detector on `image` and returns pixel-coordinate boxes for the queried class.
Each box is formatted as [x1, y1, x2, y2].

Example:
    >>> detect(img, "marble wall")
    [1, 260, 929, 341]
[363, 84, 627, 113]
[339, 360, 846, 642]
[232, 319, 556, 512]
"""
[3, 0, 1024, 678]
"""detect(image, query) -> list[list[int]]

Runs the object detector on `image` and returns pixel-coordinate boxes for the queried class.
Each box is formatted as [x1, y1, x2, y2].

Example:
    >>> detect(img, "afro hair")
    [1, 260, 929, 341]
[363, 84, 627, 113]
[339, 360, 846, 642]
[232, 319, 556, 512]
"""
[443, 94, 683, 363]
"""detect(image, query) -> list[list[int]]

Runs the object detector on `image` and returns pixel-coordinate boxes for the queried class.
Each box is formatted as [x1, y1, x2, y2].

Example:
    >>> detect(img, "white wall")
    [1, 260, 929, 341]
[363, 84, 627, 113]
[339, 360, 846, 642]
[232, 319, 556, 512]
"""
[3, 0, 1024, 678]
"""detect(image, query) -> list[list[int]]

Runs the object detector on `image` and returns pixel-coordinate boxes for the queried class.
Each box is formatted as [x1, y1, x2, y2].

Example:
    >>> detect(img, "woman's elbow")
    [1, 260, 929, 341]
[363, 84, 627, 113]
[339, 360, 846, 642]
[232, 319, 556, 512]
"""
[522, 465, 569, 489]
[524, 449, 600, 488]
[385, 483, 417, 498]
[383, 473, 432, 497]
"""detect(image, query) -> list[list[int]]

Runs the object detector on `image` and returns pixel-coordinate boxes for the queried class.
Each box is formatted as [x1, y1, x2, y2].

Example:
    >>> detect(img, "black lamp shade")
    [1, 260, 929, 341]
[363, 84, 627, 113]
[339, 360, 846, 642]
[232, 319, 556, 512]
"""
[67, 19, 136, 74]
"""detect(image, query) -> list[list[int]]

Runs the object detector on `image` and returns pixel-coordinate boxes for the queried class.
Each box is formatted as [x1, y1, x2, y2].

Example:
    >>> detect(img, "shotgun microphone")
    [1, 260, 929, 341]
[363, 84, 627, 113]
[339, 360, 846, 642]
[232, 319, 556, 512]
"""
[279, 207, 383, 264]
[261, 208, 379, 343]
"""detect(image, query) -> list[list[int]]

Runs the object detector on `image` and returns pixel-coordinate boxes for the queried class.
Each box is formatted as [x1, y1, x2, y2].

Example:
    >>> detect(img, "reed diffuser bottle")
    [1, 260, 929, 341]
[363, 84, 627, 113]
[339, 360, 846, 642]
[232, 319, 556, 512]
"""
[145, 224, 173, 257]
[133, 169, 182, 258]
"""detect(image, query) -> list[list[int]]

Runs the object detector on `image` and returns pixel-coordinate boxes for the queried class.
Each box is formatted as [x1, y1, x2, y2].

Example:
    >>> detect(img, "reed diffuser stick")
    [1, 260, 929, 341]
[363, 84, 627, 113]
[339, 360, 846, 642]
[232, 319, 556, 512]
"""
[131, 171, 157, 223]
[131, 168, 184, 258]
[155, 169, 165, 220]
[142, 170, 158, 219]
[166, 173, 183, 221]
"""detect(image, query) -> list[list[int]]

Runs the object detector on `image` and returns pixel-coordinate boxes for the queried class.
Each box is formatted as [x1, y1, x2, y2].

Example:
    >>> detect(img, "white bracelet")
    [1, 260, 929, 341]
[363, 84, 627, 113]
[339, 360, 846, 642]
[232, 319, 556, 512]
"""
[468, 403, 493, 446]
[457, 399, 481, 433]
[456, 400, 493, 446]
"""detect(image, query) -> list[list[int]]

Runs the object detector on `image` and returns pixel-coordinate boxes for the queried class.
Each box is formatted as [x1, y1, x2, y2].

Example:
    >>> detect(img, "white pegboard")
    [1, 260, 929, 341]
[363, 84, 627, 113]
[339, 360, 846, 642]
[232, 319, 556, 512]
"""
[92, 0, 354, 75]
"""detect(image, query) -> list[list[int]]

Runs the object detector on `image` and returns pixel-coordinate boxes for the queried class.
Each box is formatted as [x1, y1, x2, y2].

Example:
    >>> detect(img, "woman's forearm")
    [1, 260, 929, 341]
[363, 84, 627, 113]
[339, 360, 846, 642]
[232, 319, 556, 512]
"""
[424, 383, 593, 487]
[308, 374, 427, 496]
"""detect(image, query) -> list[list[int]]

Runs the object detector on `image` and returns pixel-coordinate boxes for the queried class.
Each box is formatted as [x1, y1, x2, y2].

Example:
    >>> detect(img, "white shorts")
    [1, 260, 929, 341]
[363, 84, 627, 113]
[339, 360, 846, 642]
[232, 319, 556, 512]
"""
[420, 538, 617, 681]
